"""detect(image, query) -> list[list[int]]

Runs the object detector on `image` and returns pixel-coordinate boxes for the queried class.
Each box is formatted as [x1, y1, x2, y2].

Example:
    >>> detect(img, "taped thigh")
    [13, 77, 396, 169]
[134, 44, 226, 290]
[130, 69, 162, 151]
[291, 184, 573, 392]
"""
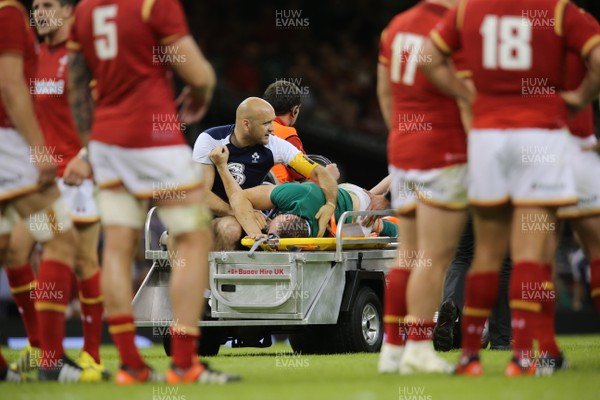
[27, 197, 73, 242]
[157, 204, 212, 237]
[0, 205, 19, 235]
[98, 189, 148, 229]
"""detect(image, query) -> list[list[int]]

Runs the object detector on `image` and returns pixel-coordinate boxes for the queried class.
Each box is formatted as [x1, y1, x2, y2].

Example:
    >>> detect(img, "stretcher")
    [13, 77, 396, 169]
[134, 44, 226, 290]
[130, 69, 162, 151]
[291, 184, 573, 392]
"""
[133, 207, 398, 355]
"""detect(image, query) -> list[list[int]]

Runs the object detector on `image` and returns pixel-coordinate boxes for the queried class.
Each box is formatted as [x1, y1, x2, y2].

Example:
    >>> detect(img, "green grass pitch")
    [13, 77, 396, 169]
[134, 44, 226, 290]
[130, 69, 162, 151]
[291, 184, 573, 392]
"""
[2, 335, 600, 400]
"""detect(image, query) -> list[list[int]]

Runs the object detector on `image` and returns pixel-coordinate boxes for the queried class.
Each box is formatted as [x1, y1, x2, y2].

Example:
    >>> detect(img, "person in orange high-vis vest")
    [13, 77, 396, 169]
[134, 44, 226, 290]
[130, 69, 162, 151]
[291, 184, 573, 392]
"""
[263, 81, 306, 183]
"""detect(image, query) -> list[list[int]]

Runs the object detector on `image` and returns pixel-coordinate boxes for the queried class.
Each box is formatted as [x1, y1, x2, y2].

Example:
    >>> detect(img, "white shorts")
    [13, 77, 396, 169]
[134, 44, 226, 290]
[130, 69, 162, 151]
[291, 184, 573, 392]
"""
[89, 141, 203, 198]
[339, 183, 371, 211]
[339, 183, 373, 235]
[558, 135, 600, 218]
[0, 128, 39, 201]
[57, 178, 100, 224]
[388, 164, 467, 215]
[468, 129, 576, 207]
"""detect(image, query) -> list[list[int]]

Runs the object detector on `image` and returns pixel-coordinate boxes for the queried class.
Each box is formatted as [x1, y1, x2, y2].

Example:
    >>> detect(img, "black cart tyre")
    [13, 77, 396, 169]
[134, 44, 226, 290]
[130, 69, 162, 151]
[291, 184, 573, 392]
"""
[347, 287, 383, 352]
[198, 330, 221, 357]
[163, 331, 172, 356]
[289, 325, 342, 355]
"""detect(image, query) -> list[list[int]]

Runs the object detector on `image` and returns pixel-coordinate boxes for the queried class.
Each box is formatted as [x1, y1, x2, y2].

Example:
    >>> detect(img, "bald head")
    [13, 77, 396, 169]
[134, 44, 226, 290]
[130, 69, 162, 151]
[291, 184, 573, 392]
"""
[236, 97, 275, 122]
[233, 97, 276, 146]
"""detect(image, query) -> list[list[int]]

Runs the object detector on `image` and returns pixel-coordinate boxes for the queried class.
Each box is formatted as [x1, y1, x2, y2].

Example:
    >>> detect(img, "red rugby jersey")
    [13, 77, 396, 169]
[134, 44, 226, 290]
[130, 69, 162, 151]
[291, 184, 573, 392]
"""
[563, 9, 600, 139]
[0, 1, 38, 129]
[380, 1, 467, 170]
[68, 0, 189, 148]
[35, 41, 82, 175]
[431, 0, 600, 130]
[564, 51, 594, 139]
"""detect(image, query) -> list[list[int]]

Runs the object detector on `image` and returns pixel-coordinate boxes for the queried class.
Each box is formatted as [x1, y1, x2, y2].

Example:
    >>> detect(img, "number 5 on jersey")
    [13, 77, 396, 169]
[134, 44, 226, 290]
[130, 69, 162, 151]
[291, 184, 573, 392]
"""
[480, 15, 532, 70]
[93, 5, 118, 60]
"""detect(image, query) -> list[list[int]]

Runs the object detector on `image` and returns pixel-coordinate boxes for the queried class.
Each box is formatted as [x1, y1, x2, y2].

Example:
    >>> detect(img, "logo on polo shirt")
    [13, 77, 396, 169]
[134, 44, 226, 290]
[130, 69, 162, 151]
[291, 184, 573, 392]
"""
[228, 163, 246, 185]
[252, 152, 260, 163]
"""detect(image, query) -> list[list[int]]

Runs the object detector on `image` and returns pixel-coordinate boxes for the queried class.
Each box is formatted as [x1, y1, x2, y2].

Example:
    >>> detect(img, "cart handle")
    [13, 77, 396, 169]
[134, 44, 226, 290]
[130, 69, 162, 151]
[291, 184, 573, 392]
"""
[334, 209, 396, 262]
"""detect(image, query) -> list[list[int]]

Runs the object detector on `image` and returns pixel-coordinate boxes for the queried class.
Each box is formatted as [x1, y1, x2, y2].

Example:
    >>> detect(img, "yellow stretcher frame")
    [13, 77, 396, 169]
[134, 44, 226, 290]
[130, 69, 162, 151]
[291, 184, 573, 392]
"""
[241, 237, 391, 251]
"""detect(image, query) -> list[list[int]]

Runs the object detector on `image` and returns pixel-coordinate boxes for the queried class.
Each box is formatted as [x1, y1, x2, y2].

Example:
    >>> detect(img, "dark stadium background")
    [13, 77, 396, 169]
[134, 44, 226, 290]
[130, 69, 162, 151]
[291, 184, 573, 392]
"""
[20, 0, 600, 188]
[180, 0, 600, 188]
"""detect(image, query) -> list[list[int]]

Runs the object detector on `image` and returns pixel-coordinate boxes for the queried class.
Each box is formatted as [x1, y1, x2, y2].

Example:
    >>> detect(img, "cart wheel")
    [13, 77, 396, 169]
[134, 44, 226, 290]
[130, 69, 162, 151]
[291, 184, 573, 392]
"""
[163, 332, 172, 356]
[346, 286, 383, 352]
[198, 329, 221, 357]
[289, 326, 338, 355]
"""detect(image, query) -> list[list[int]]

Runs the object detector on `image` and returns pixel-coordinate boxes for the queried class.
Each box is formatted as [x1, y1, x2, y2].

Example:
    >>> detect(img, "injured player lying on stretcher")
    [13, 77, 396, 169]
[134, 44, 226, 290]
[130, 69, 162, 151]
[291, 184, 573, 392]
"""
[209, 145, 397, 240]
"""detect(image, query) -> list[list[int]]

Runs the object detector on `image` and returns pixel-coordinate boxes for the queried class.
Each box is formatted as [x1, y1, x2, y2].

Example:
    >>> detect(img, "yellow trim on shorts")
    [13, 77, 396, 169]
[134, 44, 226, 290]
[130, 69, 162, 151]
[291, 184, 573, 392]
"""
[134, 180, 203, 199]
[558, 207, 600, 219]
[79, 294, 104, 305]
[35, 302, 68, 313]
[418, 194, 467, 210]
[394, 203, 417, 216]
[288, 153, 318, 178]
[97, 179, 124, 190]
[72, 216, 101, 225]
[10, 281, 35, 294]
[108, 323, 135, 334]
[513, 197, 577, 207]
[468, 196, 511, 207]
[383, 315, 404, 324]
[0, 184, 39, 202]
[509, 300, 541, 312]
[463, 307, 491, 318]
[592, 288, 600, 298]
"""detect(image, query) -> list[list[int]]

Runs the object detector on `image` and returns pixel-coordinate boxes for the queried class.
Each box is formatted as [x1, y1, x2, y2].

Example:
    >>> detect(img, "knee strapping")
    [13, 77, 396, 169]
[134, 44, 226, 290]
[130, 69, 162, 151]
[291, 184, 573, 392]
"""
[157, 204, 212, 237]
[98, 190, 148, 228]
[27, 198, 73, 242]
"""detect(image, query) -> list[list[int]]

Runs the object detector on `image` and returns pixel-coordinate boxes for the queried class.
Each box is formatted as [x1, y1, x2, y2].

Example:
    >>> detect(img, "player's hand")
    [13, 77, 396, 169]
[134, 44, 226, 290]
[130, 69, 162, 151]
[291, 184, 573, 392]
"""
[560, 90, 587, 112]
[362, 194, 390, 227]
[32, 148, 57, 188]
[209, 145, 229, 167]
[315, 202, 336, 238]
[246, 232, 267, 240]
[176, 86, 213, 124]
[325, 163, 340, 181]
[582, 142, 600, 154]
[63, 157, 92, 186]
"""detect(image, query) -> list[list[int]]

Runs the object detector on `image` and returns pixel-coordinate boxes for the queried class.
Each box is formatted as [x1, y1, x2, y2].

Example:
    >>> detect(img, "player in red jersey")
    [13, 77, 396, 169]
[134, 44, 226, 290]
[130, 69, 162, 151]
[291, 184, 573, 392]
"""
[538, 11, 600, 374]
[377, 0, 468, 374]
[4, 0, 106, 379]
[421, 0, 600, 376]
[67, 0, 238, 384]
[0, 0, 101, 383]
